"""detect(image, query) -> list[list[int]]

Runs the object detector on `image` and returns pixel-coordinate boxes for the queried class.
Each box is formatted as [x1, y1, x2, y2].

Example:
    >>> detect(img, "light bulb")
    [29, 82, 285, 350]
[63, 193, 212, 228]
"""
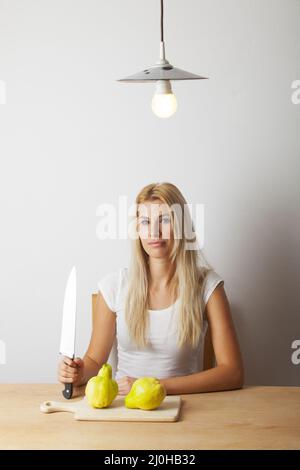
[152, 94, 177, 118]
[151, 80, 177, 118]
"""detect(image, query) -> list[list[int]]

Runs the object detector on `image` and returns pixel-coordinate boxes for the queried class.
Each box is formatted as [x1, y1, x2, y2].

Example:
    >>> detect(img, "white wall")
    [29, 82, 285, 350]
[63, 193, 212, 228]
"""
[0, 0, 299, 384]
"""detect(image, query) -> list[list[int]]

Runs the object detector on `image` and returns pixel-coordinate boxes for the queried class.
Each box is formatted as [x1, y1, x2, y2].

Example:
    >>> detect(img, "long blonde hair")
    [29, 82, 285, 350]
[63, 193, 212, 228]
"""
[125, 182, 213, 349]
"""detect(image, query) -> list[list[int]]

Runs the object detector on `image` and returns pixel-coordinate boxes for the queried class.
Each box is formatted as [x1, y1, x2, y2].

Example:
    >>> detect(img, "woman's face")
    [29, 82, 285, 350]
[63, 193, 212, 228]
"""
[137, 199, 174, 259]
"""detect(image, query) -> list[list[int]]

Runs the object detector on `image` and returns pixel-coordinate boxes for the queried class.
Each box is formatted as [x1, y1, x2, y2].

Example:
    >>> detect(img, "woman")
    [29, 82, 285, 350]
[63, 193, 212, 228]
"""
[58, 182, 244, 395]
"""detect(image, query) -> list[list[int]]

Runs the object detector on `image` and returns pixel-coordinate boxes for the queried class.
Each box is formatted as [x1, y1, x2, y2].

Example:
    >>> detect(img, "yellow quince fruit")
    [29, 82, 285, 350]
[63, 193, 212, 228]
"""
[85, 363, 118, 408]
[125, 377, 166, 410]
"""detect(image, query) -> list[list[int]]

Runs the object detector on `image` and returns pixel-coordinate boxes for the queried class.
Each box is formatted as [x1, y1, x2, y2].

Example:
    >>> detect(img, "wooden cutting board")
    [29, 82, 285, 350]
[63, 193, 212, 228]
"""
[40, 394, 181, 422]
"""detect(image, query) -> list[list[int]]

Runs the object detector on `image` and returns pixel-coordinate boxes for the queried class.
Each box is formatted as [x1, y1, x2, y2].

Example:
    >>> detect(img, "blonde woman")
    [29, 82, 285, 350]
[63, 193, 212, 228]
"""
[58, 182, 244, 395]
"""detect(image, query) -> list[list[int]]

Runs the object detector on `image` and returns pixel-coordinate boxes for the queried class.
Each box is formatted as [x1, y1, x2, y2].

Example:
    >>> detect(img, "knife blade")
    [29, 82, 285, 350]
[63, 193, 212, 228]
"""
[59, 266, 77, 399]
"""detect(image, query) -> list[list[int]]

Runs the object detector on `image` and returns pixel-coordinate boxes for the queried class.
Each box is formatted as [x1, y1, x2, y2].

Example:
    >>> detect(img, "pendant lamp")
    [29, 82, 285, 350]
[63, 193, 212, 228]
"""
[118, 0, 208, 118]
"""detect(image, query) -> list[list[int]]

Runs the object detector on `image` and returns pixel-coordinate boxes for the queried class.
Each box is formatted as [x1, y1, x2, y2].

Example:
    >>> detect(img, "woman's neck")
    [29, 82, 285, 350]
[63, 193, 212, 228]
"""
[148, 257, 176, 290]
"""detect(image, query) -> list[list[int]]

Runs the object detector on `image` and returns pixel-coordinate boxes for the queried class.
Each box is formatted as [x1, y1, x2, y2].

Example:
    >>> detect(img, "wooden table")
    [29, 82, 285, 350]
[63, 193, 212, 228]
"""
[0, 385, 299, 449]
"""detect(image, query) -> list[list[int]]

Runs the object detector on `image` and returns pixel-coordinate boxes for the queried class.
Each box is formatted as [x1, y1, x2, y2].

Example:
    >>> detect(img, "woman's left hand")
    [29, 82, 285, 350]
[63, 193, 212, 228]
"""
[116, 376, 137, 395]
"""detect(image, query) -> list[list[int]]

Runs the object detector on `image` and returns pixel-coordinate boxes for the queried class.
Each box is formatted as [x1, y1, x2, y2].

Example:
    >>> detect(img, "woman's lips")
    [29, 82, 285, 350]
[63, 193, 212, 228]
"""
[148, 241, 166, 247]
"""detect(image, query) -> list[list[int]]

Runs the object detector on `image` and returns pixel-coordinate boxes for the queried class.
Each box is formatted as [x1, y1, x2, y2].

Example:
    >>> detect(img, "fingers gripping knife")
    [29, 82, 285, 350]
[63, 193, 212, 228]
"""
[59, 266, 77, 399]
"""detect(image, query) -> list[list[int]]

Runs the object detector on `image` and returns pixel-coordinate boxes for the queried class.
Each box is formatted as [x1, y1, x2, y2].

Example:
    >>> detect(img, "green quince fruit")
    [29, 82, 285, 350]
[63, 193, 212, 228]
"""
[125, 377, 166, 410]
[85, 363, 118, 408]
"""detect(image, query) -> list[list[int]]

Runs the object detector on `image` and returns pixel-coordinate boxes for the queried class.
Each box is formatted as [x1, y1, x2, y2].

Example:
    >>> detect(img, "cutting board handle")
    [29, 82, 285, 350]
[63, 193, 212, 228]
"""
[40, 400, 74, 414]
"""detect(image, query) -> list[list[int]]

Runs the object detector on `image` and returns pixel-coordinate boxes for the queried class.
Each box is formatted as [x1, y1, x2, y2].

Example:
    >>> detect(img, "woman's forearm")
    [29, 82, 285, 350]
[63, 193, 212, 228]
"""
[160, 364, 244, 395]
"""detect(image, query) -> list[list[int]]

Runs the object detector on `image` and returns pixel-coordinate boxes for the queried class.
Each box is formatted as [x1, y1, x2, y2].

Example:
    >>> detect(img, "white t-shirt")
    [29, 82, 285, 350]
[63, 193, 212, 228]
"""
[98, 267, 224, 381]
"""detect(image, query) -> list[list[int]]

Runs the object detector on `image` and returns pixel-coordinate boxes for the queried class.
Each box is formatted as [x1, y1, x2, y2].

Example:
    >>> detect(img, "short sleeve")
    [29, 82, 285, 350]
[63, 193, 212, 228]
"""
[97, 270, 120, 312]
[202, 270, 224, 306]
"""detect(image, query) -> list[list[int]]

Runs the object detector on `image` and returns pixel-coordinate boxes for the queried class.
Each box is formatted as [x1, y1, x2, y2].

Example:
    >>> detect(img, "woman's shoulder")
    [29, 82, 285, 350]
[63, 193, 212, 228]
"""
[203, 268, 224, 285]
[201, 268, 224, 306]
[97, 267, 129, 312]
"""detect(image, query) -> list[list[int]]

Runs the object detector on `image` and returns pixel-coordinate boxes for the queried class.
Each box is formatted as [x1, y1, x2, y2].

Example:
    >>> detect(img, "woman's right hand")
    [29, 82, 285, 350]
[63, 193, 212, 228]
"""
[58, 356, 84, 386]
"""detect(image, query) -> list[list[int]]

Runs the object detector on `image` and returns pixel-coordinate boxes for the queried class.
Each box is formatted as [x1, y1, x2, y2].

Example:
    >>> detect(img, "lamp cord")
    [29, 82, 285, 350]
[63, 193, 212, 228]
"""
[160, 0, 164, 42]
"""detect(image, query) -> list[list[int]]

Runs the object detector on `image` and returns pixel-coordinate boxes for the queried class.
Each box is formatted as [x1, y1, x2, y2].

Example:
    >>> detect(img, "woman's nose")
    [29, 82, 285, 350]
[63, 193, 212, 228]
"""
[149, 220, 162, 238]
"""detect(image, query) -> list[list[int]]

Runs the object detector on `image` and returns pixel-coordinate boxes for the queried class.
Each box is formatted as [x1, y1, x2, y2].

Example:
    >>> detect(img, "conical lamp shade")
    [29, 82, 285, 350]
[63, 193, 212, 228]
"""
[118, 64, 207, 83]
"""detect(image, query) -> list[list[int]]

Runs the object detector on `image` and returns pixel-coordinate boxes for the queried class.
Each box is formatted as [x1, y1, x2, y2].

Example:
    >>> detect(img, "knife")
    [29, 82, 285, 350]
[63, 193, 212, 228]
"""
[59, 266, 77, 399]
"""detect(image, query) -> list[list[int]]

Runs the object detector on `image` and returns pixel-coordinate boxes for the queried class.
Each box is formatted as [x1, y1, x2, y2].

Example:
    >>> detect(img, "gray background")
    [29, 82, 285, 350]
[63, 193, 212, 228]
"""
[0, 0, 299, 384]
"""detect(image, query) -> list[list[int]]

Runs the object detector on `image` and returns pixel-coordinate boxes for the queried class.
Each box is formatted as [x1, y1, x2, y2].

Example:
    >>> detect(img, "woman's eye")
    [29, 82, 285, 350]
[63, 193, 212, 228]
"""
[162, 216, 170, 224]
[140, 219, 149, 225]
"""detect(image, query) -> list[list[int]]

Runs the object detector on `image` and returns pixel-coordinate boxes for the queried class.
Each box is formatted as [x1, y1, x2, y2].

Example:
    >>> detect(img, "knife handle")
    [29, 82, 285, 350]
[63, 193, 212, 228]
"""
[62, 382, 73, 400]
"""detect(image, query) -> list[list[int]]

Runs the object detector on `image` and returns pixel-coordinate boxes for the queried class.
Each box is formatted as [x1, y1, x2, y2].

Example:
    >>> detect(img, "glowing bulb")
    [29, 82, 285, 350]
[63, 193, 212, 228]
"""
[152, 94, 177, 118]
[151, 80, 177, 118]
